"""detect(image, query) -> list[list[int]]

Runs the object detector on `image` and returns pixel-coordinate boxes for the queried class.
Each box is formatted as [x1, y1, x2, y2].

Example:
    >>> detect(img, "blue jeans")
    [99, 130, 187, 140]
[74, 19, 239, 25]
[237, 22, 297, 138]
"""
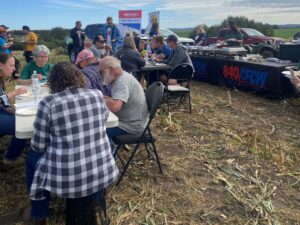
[106, 127, 128, 154]
[26, 150, 50, 219]
[0, 110, 26, 160]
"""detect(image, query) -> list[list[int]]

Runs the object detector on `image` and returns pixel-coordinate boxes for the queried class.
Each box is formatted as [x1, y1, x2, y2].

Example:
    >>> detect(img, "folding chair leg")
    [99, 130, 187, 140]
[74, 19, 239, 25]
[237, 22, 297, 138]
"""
[113, 145, 121, 158]
[144, 143, 151, 159]
[166, 91, 170, 115]
[116, 143, 140, 185]
[178, 92, 185, 108]
[188, 91, 192, 113]
[151, 142, 163, 174]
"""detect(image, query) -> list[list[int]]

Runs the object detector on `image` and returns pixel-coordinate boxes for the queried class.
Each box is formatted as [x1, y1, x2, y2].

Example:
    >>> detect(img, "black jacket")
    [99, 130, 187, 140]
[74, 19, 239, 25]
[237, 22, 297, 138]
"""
[70, 27, 85, 49]
[114, 47, 145, 73]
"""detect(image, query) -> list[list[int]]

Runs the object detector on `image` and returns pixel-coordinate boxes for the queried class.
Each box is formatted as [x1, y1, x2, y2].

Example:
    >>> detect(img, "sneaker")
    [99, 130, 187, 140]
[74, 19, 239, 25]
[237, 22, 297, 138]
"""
[3, 156, 25, 165]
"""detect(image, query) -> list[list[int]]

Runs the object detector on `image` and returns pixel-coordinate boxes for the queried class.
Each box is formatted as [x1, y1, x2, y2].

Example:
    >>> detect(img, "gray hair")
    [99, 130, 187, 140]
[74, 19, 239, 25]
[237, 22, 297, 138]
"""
[100, 56, 122, 69]
[33, 45, 50, 58]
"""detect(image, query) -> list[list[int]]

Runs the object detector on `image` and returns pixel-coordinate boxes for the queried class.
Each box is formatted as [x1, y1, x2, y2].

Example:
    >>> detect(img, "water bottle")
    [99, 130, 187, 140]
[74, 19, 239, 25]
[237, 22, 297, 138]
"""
[31, 71, 40, 105]
[144, 52, 149, 63]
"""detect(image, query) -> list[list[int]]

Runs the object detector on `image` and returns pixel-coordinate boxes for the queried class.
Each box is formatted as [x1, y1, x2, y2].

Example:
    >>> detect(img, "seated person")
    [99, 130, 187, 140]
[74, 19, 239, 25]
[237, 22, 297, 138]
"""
[133, 31, 141, 50]
[114, 36, 145, 80]
[100, 56, 148, 139]
[139, 40, 147, 58]
[0, 53, 27, 165]
[17, 45, 53, 85]
[290, 70, 300, 93]
[154, 36, 172, 60]
[224, 21, 243, 47]
[159, 35, 194, 85]
[75, 49, 111, 96]
[90, 35, 110, 59]
[146, 37, 156, 55]
[26, 62, 118, 224]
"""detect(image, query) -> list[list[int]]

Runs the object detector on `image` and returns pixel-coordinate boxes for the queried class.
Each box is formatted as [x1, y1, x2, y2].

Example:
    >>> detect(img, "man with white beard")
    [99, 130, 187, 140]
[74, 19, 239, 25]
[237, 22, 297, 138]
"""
[99, 56, 149, 139]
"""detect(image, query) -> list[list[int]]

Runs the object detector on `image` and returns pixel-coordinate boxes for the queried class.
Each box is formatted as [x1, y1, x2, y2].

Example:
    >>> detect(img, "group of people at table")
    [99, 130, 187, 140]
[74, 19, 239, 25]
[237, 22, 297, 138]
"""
[1, 17, 300, 224]
[0, 17, 194, 224]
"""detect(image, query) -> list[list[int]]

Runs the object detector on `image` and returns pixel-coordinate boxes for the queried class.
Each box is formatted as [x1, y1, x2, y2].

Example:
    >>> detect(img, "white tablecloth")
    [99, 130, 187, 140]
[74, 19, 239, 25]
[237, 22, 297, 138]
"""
[15, 85, 118, 139]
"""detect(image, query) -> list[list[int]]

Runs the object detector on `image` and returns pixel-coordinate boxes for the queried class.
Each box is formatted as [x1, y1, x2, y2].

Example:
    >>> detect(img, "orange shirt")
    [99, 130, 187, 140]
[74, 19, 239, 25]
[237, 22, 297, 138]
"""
[24, 32, 37, 51]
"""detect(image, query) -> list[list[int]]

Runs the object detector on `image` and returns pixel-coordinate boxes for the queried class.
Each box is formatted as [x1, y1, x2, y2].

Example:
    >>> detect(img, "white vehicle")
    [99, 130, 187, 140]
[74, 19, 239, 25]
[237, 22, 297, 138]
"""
[141, 28, 195, 46]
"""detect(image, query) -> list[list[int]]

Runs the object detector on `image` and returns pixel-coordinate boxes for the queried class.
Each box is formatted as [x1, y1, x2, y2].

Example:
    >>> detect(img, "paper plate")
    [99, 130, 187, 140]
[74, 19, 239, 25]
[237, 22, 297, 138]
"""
[16, 107, 37, 116]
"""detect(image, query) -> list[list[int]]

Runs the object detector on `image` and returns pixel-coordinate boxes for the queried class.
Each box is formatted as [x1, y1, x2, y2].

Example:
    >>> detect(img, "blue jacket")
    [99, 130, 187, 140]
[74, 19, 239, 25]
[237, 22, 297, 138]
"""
[102, 24, 122, 53]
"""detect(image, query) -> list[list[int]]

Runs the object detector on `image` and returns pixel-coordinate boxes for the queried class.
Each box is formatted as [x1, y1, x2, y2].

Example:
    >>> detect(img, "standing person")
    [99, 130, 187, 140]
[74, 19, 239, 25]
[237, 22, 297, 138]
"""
[0, 53, 27, 165]
[149, 16, 160, 37]
[225, 20, 243, 47]
[70, 21, 85, 61]
[26, 62, 118, 225]
[22, 26, 37, 63]
[0, 27, 12, 54]
[102, 17, 121, 53]
[194, 25, 207, 46]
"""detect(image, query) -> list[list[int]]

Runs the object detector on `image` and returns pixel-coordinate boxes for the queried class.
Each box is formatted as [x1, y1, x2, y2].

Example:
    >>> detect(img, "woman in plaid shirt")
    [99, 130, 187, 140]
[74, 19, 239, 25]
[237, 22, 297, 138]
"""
[26, 62, 118, 224]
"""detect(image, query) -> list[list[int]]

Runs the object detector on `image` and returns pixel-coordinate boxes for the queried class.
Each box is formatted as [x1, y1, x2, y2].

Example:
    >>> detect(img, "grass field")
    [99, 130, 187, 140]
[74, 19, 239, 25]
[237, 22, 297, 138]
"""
[174, 28, 300, 40]
[274, 28, 300, 40]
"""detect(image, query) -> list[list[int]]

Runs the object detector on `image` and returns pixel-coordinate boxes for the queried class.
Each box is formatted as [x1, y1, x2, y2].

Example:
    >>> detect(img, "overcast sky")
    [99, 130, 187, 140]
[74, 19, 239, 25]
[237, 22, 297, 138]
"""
[2, 0, 300, 29]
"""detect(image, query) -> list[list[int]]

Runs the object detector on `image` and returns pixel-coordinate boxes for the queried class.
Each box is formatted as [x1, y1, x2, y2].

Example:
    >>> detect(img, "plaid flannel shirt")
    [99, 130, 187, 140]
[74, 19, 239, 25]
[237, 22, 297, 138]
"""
[30, 88, 118, 200]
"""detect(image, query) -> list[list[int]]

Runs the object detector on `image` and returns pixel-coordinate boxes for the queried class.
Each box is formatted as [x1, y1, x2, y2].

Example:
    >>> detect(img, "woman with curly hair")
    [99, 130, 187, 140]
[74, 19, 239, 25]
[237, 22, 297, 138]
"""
[26, 62, 118, 225]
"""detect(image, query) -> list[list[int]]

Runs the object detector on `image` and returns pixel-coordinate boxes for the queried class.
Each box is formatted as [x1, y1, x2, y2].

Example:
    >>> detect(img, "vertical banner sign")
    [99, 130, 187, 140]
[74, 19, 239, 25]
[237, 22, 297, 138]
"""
[118, 10, 142, 36]
[148, 11, 160, 27]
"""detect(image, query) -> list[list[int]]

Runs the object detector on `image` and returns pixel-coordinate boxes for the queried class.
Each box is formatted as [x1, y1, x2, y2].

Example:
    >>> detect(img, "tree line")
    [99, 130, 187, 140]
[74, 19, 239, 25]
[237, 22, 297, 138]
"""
[189, 16, 274, 38]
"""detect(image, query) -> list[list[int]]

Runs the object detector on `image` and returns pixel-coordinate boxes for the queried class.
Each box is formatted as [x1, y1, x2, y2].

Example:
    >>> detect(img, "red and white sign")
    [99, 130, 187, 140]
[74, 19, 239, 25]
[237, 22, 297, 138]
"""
[119, 10, 142, 36]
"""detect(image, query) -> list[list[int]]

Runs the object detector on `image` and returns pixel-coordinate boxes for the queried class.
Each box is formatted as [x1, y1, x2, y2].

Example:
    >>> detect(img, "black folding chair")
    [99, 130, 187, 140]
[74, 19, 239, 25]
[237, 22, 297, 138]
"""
[113, 82, 164, 185]
[165, 63, 194, 114]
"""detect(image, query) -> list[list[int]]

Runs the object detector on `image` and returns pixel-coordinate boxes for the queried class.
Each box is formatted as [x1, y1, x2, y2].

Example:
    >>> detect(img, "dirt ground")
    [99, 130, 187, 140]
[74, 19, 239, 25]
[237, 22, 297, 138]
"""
[0, 81, 299, 225]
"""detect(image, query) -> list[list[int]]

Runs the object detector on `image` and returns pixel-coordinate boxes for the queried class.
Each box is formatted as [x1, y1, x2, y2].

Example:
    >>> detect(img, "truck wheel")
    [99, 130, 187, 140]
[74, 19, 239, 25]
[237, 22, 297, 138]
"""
[261, 50, 274, 59]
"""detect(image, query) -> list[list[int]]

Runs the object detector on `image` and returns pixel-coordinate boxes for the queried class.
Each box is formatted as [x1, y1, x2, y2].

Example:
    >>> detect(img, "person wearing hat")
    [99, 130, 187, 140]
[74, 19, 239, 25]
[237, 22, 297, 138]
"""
[158, 34, 194, 85]
[22, 25, 37, 63]
[102, 17, 121, 53]
[70, 21, 86, 62]
[90, 35, 109, 59]
[75, 49, 111, 96]
[0, 27, 12, 54]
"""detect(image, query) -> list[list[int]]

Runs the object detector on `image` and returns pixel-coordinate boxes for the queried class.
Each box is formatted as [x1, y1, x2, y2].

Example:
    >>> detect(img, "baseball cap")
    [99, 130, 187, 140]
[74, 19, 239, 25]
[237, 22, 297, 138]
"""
[166, 34, 178, 43]
[75, 49, 94, 65]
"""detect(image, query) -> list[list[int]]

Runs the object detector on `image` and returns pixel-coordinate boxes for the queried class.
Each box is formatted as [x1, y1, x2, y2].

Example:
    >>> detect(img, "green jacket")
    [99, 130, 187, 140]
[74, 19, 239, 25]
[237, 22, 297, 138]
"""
[20, 61, 53, 82]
